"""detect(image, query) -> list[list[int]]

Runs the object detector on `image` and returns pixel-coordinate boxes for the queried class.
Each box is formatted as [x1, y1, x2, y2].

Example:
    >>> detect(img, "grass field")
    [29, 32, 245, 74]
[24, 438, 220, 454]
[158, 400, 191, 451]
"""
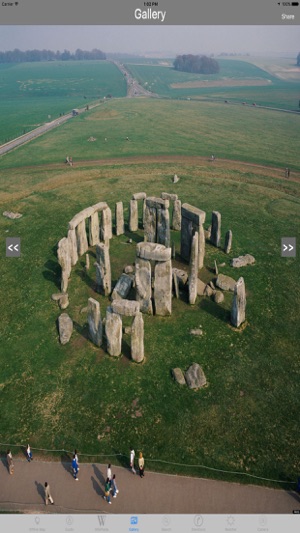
[0, 61, 300, 489]
[0, 61, 127, 144]
[125, 58, 300, 110]
[1, 98, 300, 172]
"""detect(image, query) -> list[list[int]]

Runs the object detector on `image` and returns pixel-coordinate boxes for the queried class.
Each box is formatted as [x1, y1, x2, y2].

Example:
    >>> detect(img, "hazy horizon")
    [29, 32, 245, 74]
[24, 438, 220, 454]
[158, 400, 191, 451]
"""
[0, 26, 299, 57]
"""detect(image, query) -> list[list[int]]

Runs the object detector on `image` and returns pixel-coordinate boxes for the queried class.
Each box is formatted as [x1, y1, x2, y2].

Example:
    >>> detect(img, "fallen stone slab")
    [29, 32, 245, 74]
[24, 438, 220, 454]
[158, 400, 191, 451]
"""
[3, 211, 22, 219]
[197, 279, 206, 296]
[51, 293, 65, 301]
[185, 363, 207, 389]
[58, 313, 73, 345]
[216, 274, 237, 292]
[231, 254, 255, 268]
[172, 368, 186, 386]
[111, 274, 133, 301]
[136, 242, 171, 262]
[59, 294, 69, 310]
[214, 291, 224, 304]
[190, 329, 203, 336]
[204, 285, 214, 297]
[161, 192, 178, 201]
[132, 192, 147, 200]
[173, 268, 188, 288]
[111, 299, 140, 317]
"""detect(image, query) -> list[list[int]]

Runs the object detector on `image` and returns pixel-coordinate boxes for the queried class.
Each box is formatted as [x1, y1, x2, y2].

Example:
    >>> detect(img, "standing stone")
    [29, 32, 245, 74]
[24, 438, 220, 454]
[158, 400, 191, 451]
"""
[89, 211, 100, 246]
[115, 202, 124, 236]
[68, 228, 78, 266]
[154, 259, 172, 316]
[211, 211, 221, 248]
[157, 206, 170, 248]
[57, 237, 71, 293]
[172, 199, 181, 231]
[188, 232, 199, 305]
[129, 199, 138, 232]
[144, 205, 157, 242]
[76, 219, 89, 256]
[58, 313, 73, 345]
[85, 254, 90, 271]
[131, 312, 144, 363]
[135, 258, 153, 314]
[225, 230, 232, 254]
[171, 241, 176, 259]
[173, 271, 179, 299]
[173, 174, 179, 183]
[105, 307, 122, 356]
[142, 198, 146, 228]
[198, 223, 205, 269]
[214, 260, 218, 275]
[95, 243, 111, 296]
[180, 204, 206, 263]
[87, 297, 102, 347]
[111, 274, 133, 300]
[101, 207, 112, 241]
[231, 277, 246, 328]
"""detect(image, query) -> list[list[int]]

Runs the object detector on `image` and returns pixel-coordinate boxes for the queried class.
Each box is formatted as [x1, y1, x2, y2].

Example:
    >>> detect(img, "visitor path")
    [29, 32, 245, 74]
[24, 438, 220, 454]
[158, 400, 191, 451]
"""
[0, 459, 298, 514]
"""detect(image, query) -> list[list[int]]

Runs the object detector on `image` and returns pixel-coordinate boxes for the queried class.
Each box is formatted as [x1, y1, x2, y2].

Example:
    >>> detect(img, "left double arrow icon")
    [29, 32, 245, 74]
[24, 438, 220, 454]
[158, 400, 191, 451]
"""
[8, 244, 19, 252]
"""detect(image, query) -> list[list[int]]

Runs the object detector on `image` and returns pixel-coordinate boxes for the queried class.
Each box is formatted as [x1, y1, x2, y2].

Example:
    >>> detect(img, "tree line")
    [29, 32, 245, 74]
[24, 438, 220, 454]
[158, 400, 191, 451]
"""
[0, 48, 106, 63]
[174, 54, 220, 74]
[297, 52, 300, 66]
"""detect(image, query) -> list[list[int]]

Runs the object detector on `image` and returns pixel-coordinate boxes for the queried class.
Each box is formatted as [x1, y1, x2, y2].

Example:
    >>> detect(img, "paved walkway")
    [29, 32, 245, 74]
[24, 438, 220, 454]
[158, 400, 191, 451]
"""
[0, 459, 299, 514]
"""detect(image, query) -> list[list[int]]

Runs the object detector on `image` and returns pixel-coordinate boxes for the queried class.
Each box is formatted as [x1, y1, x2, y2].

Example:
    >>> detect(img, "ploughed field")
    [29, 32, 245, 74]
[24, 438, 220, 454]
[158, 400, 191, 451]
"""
[125, 58, 300, 110]
[0, 94, 299, 489]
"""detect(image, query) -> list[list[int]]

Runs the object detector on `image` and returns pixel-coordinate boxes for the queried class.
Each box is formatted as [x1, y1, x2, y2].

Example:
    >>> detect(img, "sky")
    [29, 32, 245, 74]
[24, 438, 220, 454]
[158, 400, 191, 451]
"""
[0, 26, 299, 57]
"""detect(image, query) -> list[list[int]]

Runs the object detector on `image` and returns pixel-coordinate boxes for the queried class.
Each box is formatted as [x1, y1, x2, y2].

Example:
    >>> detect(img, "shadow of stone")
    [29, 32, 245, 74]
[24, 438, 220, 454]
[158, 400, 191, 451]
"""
[121, 339, 132, 361]
[43, 271, 61, 290]
[73, 320, 89, 340]
[35, 481, 45, 503]
[75, 268, 95, 290]
[124, 230, 142, 244]
[199, 298, 230, 323]
[91, 475, 103, 496]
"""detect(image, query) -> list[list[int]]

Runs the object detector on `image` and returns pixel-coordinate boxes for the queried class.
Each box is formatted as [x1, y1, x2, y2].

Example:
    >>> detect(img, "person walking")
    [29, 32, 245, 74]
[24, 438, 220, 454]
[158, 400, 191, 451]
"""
[138, 451, 145, 478]
[72, 454, 79, 480]
[106, 464, 112, 485]
[103, 478, 112, 504]
[74, 449, 79, 470]
[7, 450, 14, 475]
[111, 474, 119, 498]
[44, 482, 54, 505]
[26, 444, 33, 462]
[130, 447, 136, 474]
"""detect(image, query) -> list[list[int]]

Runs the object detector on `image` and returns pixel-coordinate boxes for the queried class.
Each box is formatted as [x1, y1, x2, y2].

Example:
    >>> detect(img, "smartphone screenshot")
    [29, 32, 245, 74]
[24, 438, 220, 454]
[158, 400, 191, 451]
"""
[0, 1, 299, 532]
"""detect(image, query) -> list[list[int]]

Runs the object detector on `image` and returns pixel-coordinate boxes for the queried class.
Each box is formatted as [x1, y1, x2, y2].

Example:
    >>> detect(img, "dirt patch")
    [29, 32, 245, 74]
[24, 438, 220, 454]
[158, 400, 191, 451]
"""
[170, 79, 272, 89]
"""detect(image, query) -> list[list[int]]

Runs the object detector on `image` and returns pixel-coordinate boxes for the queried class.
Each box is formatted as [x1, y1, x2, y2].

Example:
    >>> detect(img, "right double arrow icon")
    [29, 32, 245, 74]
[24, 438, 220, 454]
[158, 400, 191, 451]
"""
[281, 237, 296, 257]
[282, 244, 294, 252]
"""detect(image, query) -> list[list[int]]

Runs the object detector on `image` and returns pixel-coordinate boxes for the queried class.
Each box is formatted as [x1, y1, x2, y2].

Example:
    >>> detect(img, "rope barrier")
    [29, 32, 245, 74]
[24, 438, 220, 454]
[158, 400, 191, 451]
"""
[0, 442, 296, 485]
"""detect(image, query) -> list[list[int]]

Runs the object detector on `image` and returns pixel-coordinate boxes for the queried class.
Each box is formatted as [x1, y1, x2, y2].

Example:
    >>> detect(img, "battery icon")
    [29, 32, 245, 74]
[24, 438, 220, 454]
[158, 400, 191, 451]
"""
[291, 1, 299, 4]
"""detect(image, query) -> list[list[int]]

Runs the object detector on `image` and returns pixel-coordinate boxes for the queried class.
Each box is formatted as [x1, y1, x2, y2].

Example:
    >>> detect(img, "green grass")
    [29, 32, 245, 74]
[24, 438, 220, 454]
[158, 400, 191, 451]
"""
[0, 72, 299, 489]
[125, 59, 300, 110]
[0, 61, 127, 144]
[1, 98, 299, 171]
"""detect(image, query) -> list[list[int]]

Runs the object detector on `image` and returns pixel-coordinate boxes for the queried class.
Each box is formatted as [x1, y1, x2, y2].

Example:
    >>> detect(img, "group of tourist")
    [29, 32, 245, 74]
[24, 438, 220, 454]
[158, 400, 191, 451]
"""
[5, 445, 146, 506]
